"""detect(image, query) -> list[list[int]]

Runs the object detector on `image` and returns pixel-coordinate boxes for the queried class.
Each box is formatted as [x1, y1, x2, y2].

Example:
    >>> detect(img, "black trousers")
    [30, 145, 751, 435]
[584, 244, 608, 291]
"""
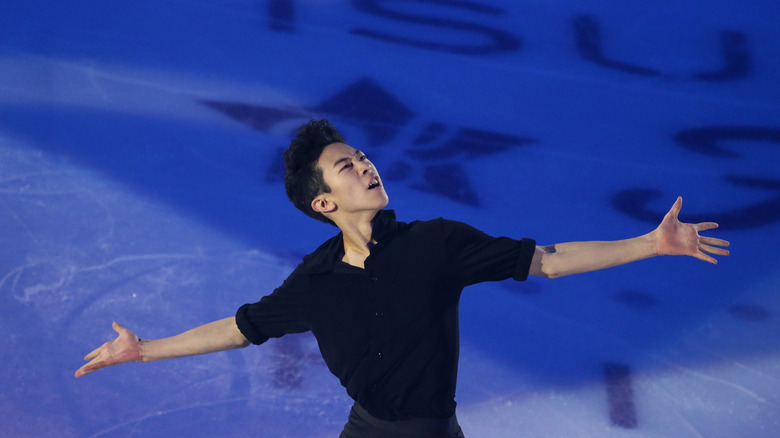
[339, 403, 465, 438]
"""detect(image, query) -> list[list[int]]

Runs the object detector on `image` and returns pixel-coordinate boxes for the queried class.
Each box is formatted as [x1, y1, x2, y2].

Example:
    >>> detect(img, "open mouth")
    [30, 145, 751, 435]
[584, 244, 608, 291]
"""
[368, 177, 381, 190]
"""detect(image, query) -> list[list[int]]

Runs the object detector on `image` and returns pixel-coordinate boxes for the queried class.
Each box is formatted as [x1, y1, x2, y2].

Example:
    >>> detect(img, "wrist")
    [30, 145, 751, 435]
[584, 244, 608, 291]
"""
[645, 231, 660, 257]
[136, 338, 148, 363]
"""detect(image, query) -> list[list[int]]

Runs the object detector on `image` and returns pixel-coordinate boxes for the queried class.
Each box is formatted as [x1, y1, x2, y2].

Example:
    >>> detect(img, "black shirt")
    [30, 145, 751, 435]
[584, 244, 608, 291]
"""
[235, 210, 536, 421]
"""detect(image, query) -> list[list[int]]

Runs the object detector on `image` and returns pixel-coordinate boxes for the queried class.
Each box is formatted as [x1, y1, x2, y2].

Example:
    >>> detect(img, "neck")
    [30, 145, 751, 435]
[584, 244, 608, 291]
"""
[335, 211, 378, 268]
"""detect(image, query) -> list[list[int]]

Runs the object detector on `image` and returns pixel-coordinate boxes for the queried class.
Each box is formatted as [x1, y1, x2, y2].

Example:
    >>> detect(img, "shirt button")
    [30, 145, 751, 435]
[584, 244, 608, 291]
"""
[375, 352, 383, 359]
[374, 311, 384, 317]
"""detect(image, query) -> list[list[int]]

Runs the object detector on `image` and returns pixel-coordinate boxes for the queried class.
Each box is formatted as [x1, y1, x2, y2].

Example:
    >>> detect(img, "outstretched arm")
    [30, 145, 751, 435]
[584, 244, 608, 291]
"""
[529, 197, 730, 279]
[75, 317, 249, 378]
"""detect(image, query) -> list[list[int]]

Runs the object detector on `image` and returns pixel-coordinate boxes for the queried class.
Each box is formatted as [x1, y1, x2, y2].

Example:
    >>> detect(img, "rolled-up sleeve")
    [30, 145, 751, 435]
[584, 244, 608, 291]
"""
[235, 302, 271, 345]
[235, 273, 312, 345]
[440, 219, 535, 286]
[512, 237, 537, 281]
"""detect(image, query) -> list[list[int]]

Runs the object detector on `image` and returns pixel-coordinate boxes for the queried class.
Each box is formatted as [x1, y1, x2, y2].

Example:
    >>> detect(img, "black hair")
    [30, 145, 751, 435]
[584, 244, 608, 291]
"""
[283, 119, 346, 225]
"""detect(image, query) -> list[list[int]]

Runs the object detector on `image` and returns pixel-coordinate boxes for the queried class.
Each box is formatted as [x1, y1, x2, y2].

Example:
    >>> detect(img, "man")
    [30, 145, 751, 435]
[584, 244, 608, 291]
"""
[75, 120, 730, 437]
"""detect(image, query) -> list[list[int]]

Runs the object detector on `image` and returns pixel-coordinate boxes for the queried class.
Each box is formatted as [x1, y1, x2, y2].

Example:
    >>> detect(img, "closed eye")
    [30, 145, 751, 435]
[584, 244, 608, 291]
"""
[336, 151, 367, 172]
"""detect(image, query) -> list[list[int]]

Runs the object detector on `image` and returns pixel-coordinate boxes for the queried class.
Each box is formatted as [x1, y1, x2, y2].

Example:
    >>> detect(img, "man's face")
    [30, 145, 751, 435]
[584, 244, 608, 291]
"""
[314, 142, 389, 220]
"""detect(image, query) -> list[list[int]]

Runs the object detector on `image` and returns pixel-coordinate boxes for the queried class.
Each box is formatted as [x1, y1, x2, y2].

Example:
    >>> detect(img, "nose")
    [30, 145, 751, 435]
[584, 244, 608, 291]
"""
[359, 160, 373, 174]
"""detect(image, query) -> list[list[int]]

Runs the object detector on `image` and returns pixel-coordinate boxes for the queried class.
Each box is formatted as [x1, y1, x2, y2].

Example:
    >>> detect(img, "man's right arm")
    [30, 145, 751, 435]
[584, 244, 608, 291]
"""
[74, 317, 249, 378]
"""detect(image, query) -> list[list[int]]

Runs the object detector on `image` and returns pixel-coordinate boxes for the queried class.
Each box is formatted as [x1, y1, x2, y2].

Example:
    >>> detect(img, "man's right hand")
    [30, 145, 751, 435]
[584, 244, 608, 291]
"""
[75, 321, 143, 377]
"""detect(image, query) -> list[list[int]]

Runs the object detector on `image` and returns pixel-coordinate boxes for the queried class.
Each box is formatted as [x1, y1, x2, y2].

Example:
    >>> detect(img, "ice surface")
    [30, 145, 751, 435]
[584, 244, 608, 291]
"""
[0, 1, 778, 437]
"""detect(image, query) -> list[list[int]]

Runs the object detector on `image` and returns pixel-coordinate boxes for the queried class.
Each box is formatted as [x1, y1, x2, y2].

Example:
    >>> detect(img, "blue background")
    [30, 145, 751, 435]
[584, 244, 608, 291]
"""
[0, 1, 778, 437]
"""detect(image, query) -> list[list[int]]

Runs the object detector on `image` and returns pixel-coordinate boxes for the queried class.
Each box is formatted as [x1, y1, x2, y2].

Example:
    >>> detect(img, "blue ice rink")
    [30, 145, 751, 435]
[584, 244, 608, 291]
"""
[1, 1, 779, 437]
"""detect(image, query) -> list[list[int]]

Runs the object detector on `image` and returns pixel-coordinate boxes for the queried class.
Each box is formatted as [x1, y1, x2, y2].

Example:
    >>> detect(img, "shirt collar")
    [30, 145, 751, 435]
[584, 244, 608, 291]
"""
[370, 209, 400, 243]
[304, 209, 403, 274]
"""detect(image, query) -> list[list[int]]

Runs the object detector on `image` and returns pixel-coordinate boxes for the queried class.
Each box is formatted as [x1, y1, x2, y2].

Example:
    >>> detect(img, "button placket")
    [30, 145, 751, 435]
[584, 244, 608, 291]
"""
[368, 270, 382, 317]
[367, 269, 385, 362]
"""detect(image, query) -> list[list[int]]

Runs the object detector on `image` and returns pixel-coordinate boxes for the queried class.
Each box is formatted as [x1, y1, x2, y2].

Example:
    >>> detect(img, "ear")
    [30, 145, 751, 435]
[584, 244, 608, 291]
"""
[311, 195, 337, 215]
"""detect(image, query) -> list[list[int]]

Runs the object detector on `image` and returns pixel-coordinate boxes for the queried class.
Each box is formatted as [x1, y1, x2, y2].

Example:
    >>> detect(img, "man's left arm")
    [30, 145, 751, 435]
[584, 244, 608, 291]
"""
[528, 197, 730, 279]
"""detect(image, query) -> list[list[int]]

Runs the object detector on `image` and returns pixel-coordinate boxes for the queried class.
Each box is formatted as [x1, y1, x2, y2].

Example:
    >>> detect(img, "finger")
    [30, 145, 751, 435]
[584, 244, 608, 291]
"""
[112, 321, 124, 334]
[668, 196, 683, 219]
[694, 251, 718, 264]
[695, 222, 719, 232]
[700, 236, 730, 248]
[700, 243, 730, 256]
[75, 365, 92, 378]
[83, 342, 108, 361]
[75, 359, 106, 378]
